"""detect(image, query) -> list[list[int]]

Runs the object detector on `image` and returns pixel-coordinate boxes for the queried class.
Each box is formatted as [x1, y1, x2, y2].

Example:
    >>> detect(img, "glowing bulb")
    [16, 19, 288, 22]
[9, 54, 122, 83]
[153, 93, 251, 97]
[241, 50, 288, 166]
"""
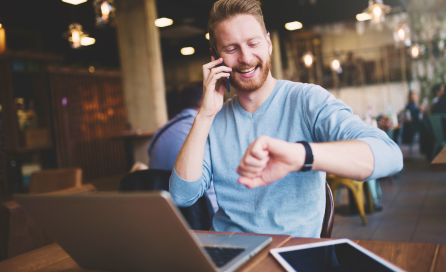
[181, 47, 195, 55]
[410, 45, 420, 59]
[155, 17, 173, 27]
[303, 53, 313, 68]
[331, 59, 340, 71]
[285, 21, 303, 31]
[89, 66, 95, 73]
[373, 6, 382, 18]
[62, 0, 87, 4]
[356, 13, 372, 21]
[205, 33, 209, 40]
[101, 1, 111, 19]
[72, 30, 80, 43]
[0, 24, 2, 28]
[80, 37, 95, 46]
[398, 28, 405, 41]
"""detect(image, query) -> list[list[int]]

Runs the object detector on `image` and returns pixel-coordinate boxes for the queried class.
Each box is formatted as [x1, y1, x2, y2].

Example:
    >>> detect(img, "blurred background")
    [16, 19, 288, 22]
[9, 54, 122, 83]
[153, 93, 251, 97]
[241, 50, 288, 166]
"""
[0, 0, 446, 254]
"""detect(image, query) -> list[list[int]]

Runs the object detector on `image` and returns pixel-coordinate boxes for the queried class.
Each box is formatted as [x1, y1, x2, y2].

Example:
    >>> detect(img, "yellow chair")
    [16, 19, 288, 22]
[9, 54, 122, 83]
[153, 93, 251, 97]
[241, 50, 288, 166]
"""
[326, 174, 373, 226]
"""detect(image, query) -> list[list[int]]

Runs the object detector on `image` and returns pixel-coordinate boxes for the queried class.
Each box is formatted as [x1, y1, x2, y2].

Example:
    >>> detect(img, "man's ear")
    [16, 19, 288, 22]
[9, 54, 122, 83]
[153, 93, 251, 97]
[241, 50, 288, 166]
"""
[266, 31, 272, 55]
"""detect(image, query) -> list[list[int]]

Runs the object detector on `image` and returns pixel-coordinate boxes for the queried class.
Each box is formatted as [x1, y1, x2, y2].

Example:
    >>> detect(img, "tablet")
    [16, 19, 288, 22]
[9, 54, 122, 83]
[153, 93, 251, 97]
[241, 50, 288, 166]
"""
[270, 239, 404, 272]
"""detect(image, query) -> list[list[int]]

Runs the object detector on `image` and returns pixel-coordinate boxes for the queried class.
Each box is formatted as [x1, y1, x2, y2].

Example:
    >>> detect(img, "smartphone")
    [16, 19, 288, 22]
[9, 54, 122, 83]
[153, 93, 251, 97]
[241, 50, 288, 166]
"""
[211, 45, 230, 93]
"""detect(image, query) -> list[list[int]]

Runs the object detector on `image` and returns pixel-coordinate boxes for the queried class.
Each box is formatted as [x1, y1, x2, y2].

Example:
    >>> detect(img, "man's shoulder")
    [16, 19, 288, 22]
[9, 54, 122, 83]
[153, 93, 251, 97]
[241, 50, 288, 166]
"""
[277, 80, 333, 102]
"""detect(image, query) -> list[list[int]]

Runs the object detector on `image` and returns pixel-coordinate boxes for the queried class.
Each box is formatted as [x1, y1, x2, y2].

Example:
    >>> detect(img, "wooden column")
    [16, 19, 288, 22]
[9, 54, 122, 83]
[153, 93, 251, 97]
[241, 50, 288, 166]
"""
[114, 0, 168, 164]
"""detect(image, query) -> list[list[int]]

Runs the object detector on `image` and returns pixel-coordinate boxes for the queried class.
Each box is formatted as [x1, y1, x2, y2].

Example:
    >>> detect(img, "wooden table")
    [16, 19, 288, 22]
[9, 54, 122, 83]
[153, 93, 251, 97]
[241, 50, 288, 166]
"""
[431, 146, 446, 171]
[0, 231, 444, 272]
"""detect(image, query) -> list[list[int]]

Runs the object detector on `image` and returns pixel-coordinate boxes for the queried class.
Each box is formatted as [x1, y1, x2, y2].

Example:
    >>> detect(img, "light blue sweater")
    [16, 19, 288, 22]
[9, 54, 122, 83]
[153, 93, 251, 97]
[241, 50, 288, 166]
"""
[170, 80, 403, 238]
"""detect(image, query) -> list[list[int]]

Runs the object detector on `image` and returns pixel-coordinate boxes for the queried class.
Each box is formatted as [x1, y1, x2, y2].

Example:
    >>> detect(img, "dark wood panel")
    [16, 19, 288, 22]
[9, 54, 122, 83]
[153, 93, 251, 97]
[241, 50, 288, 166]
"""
[48, 69, 128, 180]
[431, 147, 446, 171]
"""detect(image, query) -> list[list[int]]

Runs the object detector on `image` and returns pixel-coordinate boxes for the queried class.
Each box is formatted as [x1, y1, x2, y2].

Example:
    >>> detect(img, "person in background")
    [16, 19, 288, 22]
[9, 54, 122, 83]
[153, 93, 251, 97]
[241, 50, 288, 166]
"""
[148, 82, 218, 212]
[402, 91, 423, 152]
[431, 83, 445, 110]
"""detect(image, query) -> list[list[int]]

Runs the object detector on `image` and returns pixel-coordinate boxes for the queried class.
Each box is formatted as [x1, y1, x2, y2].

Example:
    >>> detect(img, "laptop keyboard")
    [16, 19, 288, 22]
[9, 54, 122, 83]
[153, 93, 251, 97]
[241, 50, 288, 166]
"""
[204, 246, 246, 268]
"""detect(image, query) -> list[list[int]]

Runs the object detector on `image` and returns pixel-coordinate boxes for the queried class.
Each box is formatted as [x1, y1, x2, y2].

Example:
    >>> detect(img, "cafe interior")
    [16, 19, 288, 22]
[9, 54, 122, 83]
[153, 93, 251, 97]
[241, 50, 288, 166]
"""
[0, 0, 446, 271]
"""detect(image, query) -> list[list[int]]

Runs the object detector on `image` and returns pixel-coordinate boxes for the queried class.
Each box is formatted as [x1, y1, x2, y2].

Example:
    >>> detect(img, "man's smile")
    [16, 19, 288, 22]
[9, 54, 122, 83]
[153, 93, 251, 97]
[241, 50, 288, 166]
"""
[236, 65, 259, 78]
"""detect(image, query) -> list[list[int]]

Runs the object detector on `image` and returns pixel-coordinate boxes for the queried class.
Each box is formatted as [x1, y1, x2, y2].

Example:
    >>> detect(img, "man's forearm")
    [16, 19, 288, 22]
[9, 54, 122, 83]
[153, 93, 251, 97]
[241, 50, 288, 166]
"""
[309, 140, 374, 180]
[174, 114, 214, 181]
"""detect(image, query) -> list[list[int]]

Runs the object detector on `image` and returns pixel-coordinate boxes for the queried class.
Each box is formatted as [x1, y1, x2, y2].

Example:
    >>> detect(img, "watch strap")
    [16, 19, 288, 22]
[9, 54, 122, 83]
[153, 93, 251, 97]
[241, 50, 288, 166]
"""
[296, 141, 313, 171]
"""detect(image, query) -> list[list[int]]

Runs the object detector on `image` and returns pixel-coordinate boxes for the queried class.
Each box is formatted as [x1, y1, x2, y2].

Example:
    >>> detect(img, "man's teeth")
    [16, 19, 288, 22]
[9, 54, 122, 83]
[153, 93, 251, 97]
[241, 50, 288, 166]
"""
[240, 67, 256, 74]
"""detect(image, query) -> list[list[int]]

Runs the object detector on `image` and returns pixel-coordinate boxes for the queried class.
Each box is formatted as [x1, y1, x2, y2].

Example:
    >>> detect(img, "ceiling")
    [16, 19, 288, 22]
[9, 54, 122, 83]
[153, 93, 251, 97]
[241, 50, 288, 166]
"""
[0, 0, 404, 68]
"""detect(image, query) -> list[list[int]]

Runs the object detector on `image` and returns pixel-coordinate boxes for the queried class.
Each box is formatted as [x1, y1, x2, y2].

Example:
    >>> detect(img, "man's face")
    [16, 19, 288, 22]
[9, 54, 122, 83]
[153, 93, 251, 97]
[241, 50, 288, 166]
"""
[213, 14, 272, 93]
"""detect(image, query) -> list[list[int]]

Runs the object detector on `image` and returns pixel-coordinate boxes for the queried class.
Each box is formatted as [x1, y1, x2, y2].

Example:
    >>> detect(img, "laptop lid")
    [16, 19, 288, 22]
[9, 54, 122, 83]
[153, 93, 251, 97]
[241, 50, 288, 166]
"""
[14, 191, 217, 272]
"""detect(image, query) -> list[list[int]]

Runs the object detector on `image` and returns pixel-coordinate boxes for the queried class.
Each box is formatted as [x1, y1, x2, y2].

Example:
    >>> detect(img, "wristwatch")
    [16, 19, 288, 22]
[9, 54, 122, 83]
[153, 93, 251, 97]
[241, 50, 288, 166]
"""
[296, 141, 313, 171]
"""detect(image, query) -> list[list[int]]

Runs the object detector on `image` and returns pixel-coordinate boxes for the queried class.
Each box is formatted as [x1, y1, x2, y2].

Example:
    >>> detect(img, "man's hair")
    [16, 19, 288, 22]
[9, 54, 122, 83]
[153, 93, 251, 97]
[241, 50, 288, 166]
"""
[178, 82, 203, 110]
[432, 83, 444, 96]
[207, 0, 266, 47]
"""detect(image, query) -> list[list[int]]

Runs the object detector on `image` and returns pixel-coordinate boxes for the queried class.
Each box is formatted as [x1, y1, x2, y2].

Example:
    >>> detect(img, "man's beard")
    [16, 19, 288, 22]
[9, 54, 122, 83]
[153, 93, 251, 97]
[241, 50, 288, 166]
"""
[229, 55, 271, 93]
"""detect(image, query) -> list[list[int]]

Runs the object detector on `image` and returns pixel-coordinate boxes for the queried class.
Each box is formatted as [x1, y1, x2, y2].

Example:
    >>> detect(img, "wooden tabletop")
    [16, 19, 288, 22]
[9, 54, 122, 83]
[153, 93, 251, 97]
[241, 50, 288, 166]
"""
[0, 231, 444, 272]
[431, 146, 446, 171]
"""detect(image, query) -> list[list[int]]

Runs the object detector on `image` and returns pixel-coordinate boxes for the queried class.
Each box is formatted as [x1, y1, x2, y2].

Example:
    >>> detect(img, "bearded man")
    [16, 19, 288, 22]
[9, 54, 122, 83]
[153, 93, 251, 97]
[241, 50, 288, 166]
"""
[170, 0, 403, 238]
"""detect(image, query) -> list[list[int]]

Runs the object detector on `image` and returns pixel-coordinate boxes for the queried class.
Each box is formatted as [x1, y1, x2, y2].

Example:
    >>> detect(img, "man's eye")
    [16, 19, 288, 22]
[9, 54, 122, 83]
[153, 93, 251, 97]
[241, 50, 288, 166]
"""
[225, 48, 237, 53]
[249, 42, 259, 47]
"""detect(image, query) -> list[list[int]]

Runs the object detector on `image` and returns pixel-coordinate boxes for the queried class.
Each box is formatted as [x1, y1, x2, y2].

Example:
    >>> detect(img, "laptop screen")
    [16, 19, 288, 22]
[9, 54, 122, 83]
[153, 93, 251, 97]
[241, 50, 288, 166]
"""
[278, 242, 396, 272]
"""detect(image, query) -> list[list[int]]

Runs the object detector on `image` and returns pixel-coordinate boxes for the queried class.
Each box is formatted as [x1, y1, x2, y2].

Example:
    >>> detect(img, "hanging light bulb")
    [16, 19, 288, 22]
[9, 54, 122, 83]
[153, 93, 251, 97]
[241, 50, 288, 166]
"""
[410, 44, 421, 59]
[302, 52, 314, 68]
[393, 24, 411, 47]
[362, 0, 391, 24]
[63, 23, 95, 49]
[93, 0, 115, 27]
[331, 58, 342, 74]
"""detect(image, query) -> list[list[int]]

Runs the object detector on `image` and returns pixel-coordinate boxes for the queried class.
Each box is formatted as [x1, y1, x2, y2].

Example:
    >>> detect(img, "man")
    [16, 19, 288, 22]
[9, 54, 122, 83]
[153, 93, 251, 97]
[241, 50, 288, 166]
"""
[431, 83, 445, 106]
[170, 0, 403, 238]
[148, 82, 217, 212]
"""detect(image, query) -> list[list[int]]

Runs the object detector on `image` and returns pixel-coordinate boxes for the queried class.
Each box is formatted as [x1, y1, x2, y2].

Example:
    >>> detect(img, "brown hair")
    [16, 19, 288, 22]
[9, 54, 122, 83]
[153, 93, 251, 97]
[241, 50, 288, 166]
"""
[207, 0, 266, 47]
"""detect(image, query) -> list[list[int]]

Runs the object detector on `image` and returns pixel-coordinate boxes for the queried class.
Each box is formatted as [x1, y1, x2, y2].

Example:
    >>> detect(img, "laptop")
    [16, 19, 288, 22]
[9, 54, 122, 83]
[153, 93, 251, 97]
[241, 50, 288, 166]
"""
[14, 191, 272, 272]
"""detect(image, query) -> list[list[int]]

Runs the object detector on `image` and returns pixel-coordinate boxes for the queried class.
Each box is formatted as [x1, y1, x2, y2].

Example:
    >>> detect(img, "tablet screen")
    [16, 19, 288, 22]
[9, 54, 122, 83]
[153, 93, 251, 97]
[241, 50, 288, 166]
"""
[278, 242, 396, 272]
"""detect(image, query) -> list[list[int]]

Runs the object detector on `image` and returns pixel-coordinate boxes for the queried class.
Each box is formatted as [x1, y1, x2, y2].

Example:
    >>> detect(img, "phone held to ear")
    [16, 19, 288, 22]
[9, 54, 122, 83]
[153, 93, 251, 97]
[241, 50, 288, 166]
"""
[211, 45, 230, 93]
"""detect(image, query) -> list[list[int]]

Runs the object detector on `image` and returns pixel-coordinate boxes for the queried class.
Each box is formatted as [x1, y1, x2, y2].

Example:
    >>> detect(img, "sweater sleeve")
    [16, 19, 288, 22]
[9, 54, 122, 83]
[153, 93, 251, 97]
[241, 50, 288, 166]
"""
[169, 137, 212, 207]
[303, 84, 403, 180]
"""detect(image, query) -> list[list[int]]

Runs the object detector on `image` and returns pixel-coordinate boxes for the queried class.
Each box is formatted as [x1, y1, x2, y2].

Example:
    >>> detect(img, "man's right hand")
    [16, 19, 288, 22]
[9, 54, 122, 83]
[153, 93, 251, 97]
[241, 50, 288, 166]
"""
[200, 57, 232, 118]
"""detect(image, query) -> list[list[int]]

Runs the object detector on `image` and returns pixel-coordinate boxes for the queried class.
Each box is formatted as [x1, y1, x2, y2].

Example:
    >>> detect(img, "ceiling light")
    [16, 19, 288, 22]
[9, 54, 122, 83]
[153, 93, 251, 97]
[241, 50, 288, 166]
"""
[0, 24, 2, 28]
[81, 37, 96, 46]
[302, 52, 314, 68]
[155, 17, 173, 27]
[331, 59, 341, 72]
[63, 23, 85, 48]
[410, 44, 420, 59]
[285, 21, 303, 31]
[181, 47, 195, 55]
[62, 0, 88, 5]
[94, 0, 115, 27]
[205, 33, 209, 40]
[89, 66, 95, 73]
[362, 0, 391, 24]
[356, 13, 372, 21]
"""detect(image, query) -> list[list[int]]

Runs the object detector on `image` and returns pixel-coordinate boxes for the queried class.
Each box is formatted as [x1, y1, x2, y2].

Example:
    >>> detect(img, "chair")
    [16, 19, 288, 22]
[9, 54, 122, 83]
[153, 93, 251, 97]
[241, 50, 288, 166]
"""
[326, 174, 370, 226]
[119, 169, 215, 231]
[320, 182, 334, 238]
[29, 168, 82, 194]
[429, 114, 446, 159]
[0, 184, 97, 261]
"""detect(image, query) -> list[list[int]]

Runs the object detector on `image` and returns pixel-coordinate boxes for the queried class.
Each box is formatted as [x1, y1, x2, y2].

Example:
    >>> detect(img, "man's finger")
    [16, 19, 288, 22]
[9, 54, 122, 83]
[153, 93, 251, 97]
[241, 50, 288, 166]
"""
[238, 177, 267, 189]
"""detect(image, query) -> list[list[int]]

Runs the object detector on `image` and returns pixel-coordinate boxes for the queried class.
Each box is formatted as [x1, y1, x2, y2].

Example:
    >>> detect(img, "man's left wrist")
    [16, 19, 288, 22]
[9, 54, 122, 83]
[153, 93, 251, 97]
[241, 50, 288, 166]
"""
[296, 141, 314, 172]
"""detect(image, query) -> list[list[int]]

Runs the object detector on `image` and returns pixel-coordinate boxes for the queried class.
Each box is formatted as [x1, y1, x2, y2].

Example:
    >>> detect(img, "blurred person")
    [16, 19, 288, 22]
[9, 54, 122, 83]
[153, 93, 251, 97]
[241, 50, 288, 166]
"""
[170, 0, 402, 238]
[148, 82, 218, 212]
[402, 91, 423, 151]
[432, 83, 445, 105]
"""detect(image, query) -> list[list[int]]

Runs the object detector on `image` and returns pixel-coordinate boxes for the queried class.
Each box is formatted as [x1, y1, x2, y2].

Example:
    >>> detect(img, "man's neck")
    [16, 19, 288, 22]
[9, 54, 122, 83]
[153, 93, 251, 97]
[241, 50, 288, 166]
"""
[237, 73, 278, 114]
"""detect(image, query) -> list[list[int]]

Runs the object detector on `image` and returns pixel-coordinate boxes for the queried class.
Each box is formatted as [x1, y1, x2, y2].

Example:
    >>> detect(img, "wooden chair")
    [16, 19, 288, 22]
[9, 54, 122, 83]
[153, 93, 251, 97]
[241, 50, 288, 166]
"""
[0, 184, 96, 261]
[29, 168, 82, 194]
[321, 182, 334, 238]
[326, 174, 369, 226]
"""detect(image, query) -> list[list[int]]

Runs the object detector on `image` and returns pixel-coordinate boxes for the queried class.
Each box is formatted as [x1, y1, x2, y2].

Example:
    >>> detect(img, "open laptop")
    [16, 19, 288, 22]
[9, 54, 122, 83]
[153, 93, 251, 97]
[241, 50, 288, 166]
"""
[14, 191, 271, 272]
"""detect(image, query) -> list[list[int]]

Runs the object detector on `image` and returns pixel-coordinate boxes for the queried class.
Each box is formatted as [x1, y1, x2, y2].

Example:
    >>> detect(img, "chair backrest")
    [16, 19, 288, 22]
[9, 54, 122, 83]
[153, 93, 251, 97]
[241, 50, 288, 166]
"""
[429, 114, 446, 143]
[29, 168, 82, 194]
[0, 184, 97, 261]
[119, 169, 214, 231]
[320, 182, 334, 238]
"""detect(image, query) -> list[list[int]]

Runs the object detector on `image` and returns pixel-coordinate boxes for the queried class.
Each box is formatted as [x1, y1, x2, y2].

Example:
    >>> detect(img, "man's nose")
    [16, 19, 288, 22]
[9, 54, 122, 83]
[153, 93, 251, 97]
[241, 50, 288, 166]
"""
[238, 46, 254, 65]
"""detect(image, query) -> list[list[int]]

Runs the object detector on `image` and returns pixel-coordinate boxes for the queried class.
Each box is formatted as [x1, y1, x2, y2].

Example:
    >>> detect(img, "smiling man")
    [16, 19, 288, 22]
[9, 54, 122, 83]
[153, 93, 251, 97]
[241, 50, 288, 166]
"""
[169, 0, 403, 238]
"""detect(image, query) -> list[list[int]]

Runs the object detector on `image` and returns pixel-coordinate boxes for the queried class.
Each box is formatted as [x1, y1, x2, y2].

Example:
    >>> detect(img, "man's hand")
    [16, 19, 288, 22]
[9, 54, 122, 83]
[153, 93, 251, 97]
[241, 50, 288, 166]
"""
[237, 136, 305, 188]
[200, 57, 232, 118]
